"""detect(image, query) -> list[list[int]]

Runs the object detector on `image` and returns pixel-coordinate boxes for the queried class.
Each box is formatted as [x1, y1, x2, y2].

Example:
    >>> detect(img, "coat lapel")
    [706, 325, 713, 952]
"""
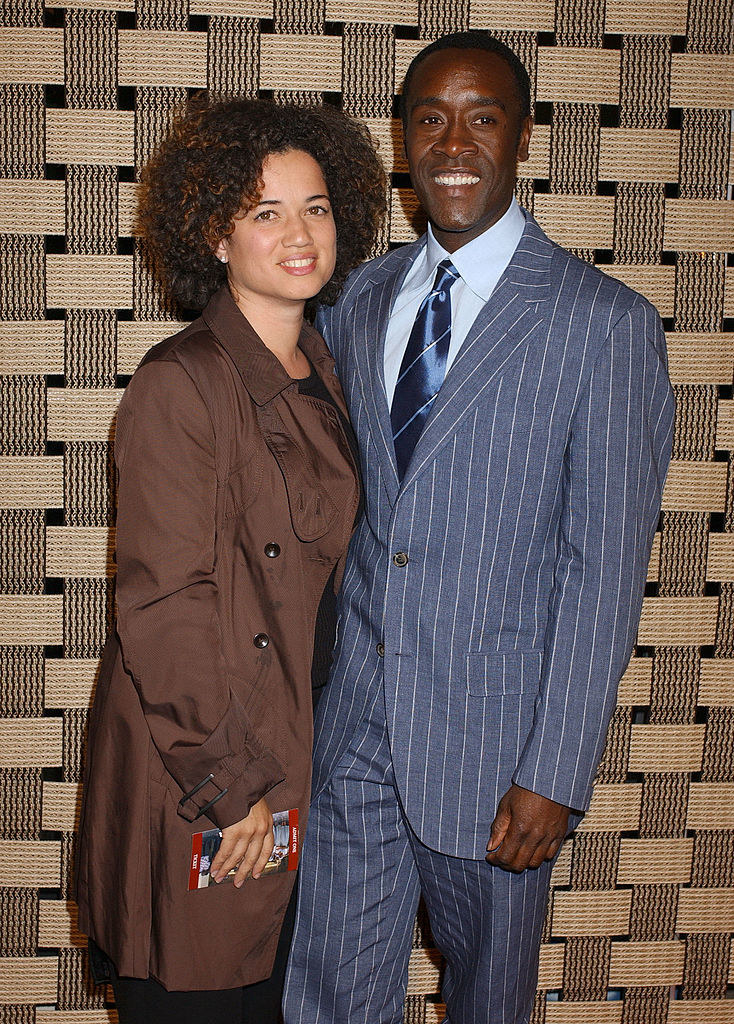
[400, 215, 555, 493]
[350, 241, 425, 505]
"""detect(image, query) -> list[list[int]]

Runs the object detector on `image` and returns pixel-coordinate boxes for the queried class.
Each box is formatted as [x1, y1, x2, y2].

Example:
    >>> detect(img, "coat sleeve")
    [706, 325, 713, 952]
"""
[512, 300, 675, 812]
[114, 356, 284, 828]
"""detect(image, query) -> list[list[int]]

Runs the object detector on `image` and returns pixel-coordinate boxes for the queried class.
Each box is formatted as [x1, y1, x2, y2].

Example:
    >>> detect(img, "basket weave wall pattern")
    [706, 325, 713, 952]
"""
[1, 0, 733, 1020]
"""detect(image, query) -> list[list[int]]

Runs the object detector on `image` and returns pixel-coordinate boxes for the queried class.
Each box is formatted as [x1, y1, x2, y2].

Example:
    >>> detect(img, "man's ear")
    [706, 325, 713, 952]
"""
[517, 116, 533, 164]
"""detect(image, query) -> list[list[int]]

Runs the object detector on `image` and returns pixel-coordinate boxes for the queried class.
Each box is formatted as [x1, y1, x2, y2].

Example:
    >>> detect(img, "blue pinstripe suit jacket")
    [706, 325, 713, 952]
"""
[313, 213, 675, 860]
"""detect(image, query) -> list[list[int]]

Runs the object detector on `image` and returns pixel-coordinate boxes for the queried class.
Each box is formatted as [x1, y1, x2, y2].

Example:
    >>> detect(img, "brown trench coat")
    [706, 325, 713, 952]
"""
[75, 286, 360, 991]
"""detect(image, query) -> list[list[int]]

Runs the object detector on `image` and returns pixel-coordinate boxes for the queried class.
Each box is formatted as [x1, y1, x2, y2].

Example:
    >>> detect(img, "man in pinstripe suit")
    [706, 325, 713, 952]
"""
[284, 31, 674, 1024]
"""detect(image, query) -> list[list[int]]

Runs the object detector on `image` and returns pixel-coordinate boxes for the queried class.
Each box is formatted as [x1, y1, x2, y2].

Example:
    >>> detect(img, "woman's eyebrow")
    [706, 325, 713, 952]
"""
[255, 193, 330, 206]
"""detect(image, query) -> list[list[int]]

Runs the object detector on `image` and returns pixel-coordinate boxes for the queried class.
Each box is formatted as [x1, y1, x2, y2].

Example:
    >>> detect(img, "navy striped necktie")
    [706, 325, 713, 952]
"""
[391, 258, 460, 480]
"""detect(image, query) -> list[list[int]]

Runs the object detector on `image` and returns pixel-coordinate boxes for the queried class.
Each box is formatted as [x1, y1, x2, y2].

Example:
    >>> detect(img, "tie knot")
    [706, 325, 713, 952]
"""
[433, 259, 460, 294]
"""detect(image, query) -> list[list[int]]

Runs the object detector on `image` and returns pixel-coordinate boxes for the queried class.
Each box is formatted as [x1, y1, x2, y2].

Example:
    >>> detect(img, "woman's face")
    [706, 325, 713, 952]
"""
[215, 149, 336, 314]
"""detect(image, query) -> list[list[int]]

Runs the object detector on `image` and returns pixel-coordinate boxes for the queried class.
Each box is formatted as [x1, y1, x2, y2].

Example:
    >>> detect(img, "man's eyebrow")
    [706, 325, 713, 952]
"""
[411, 95, 506, 112]
[255, 194, 330, 206]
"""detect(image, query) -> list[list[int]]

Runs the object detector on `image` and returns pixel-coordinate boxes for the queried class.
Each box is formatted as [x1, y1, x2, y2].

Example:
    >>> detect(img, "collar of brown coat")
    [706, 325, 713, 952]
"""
[202, 286, 339, 408]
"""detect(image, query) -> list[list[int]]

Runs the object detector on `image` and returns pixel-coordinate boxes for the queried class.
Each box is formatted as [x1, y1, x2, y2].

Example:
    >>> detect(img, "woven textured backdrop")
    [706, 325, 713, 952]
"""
[1, 0, 733, 1020]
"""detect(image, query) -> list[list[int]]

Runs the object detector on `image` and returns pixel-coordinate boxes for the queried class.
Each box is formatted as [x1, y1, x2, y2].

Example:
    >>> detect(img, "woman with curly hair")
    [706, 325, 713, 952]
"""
[74, 96, 385, 1024]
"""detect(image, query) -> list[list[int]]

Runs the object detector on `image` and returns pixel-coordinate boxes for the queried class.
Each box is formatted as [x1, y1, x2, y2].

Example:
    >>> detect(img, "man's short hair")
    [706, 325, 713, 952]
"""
[400, 31, 532, 127]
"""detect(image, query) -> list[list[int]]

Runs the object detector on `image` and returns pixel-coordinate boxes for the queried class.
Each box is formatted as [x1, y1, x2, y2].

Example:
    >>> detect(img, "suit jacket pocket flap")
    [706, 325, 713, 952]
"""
[465, 650, 542, 697]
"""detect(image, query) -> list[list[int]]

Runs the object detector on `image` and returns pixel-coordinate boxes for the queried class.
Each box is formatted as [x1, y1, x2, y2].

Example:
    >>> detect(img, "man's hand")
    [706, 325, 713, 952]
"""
[486, 784, 569, 873]
[211, 797, 274, 887]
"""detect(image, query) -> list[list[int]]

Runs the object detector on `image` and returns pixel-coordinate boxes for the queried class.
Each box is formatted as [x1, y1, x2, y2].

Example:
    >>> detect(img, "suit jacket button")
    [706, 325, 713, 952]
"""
[264, 543, 281, 558]
[376, 643, 385, 657]
[253, 633, 270, 648]
[392, 551, 408, 567]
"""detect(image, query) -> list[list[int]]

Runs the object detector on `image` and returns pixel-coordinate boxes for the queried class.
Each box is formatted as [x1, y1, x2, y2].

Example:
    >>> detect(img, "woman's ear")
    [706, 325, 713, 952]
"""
[214, 238, 229, 264]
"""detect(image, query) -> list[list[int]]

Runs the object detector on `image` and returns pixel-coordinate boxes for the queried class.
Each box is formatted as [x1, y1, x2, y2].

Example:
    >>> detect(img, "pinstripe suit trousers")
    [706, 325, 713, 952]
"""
[283, 685, 553, 1024]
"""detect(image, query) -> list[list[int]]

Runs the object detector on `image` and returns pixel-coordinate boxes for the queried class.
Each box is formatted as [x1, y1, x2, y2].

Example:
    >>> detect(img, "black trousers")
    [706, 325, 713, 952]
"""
[90, 879, 297, 1024]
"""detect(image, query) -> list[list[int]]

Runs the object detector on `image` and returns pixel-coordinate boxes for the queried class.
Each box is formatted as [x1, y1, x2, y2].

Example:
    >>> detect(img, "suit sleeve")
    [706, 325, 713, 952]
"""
[512, 300, 674, 812]
[314, 304, 337, 364]
[114, 358, 284, 828]
[314, 306, 328, 336]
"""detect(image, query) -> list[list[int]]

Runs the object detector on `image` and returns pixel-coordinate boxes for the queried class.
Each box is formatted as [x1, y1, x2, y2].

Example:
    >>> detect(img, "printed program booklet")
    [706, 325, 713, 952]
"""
[188, 808, 299, 890]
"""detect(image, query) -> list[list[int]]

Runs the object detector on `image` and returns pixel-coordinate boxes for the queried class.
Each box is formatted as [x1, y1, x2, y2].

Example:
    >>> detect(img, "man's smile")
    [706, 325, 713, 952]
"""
[433, 172, 481, 186]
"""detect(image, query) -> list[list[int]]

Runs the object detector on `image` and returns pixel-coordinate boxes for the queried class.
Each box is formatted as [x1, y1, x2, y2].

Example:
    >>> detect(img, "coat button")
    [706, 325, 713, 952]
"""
[264, 542, 281, 558]
[392, 551, 408, 567]
[376, 643, 385, 657]
[253, 633, 270, 648]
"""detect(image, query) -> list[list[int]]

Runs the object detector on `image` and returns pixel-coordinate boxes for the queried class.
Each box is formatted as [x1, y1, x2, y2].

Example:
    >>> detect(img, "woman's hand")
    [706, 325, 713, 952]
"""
[210, 797, 274, 887]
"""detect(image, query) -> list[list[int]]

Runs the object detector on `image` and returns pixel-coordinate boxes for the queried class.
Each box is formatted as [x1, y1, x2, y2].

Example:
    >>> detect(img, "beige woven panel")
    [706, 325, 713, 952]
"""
[1, 0, 733, 1019]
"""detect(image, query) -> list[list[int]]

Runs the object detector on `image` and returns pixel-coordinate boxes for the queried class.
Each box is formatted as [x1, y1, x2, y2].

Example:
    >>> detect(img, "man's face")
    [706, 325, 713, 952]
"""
[403, 48, 532, 253]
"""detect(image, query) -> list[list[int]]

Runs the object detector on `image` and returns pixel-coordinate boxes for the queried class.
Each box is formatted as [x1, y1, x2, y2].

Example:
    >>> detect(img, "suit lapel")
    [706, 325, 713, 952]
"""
[350, 240, 425, 505]
[401, 216, 555, 492]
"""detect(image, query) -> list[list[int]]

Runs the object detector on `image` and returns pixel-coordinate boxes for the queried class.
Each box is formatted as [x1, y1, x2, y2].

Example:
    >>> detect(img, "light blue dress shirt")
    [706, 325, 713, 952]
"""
[384, 199, 527, 406]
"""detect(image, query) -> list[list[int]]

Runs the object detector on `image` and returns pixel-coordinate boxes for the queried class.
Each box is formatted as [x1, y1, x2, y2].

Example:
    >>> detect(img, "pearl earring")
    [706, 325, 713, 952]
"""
[218, 254, 228, 264]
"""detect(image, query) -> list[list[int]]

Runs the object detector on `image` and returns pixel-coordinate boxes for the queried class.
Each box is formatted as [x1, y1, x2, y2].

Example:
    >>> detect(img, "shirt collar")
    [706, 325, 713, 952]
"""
[424, 198, 527, 302]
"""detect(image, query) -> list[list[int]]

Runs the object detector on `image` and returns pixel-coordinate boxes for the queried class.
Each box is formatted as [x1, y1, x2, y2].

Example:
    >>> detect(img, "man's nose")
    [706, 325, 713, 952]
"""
[435, 120, 478, 157]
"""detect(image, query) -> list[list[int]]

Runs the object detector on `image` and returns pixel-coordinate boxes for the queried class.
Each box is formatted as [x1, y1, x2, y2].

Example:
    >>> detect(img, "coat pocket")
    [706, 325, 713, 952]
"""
[465, 649, 542, 697]
[224, 451, 263, 519]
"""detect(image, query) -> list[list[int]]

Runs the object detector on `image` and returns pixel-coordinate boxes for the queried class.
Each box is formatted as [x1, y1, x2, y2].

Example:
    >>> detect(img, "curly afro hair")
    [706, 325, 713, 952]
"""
[138, 95, 387, 310]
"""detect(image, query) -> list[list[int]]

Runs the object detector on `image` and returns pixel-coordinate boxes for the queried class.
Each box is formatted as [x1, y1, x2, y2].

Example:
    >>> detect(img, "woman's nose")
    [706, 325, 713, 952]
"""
[283, 216, 313, 245]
